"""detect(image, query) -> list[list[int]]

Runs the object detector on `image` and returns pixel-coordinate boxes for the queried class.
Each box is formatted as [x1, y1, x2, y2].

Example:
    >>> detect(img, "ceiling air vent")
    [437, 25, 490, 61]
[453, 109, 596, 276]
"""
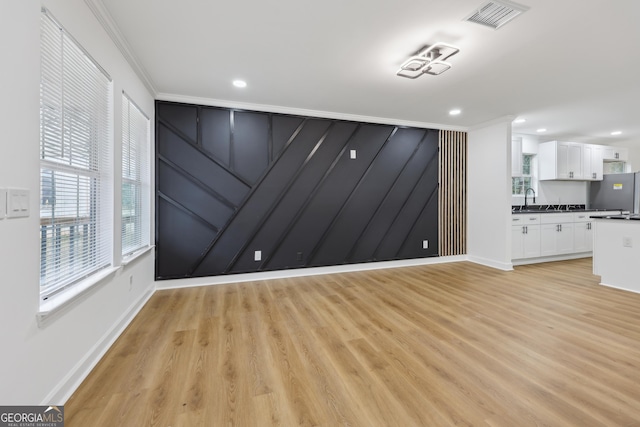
[464, 0, 529, 30]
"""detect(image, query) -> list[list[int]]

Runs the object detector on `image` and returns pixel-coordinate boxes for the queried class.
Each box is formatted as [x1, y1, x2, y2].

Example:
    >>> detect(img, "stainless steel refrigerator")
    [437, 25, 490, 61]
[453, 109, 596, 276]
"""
[589, 172, 640, 213]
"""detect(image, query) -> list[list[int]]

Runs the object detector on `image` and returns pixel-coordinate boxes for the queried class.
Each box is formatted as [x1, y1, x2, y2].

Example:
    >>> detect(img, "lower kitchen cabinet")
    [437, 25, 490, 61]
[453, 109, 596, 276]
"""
[512, 210, 622, 263]
[573, 212, 594, 252]
[512, 215, 541, 259]
[540, 222, 574, 256]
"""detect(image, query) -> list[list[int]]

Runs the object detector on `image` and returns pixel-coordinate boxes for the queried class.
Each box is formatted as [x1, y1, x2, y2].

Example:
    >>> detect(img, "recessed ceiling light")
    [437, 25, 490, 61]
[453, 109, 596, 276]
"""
[232, 80, 247, 88]
[536, 128, 547, 132]
[513, 118, 526, 124]
[611, 131, 622, 136]
[449, 109, 461, 116]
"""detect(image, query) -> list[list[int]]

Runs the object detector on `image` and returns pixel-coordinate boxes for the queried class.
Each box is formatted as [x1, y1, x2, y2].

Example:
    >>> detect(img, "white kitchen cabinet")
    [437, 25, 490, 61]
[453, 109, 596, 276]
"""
[540, 213, 574, 256]
[512, 214, 540, 259]
[582, 144, 603, 181]
[602, 146, 628, 162]
[573, 212, 593, 252]
[539, 141, 583, 180]
[512, 137, 523, 176]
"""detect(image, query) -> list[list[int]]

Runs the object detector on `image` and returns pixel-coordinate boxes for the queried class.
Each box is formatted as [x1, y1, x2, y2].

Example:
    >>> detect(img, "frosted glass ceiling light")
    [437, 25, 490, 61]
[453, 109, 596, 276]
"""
[397, 42, 459, 79]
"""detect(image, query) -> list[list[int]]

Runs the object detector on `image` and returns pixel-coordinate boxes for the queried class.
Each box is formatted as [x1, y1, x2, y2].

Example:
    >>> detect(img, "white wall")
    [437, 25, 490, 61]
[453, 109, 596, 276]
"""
[0, 0, 155, 404]
[467, 119, 513, 270]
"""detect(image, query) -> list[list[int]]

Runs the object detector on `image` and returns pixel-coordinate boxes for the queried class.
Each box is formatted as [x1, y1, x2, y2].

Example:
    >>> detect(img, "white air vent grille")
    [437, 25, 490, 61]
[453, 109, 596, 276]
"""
[465, 0, 529, 30]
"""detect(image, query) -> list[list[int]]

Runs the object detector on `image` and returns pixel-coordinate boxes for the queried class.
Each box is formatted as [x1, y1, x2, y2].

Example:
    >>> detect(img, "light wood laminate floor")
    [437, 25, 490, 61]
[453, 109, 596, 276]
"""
[66, 259, 640, 426]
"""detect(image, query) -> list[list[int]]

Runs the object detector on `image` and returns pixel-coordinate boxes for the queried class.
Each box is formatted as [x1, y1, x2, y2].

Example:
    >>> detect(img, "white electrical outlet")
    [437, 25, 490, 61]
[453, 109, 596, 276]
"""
[423, 240, 429, 249]
[0, 188, 6, 219]
[350, 149, 357, 159]
[623, 237, 633, 248]
[254, 250, 262, 261]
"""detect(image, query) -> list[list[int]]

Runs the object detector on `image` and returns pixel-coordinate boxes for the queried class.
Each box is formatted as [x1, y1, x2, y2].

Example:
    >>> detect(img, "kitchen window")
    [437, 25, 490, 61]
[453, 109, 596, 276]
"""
[512, 154, 537, 196]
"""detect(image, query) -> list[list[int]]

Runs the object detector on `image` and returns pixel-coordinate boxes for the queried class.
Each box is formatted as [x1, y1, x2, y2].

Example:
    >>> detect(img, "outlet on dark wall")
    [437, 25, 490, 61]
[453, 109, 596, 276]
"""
[155, 101, 439, 279]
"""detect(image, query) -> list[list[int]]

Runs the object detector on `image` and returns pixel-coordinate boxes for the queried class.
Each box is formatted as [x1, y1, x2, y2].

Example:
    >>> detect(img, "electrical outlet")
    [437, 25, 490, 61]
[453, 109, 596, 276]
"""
[254, 250, 262, 261]
[350, 149, 357, 159]
[623, 237, 633, 248]
[422, 240, 429, 249]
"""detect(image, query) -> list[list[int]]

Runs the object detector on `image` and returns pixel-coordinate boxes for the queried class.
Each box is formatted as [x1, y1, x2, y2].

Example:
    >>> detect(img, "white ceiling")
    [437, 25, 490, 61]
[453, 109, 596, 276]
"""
[99, 0, 640, 144]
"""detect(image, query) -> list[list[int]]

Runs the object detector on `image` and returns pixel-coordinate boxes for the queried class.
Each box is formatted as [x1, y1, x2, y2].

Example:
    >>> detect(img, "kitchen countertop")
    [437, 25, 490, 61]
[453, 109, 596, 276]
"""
[512, 208, 622, 215]
[590, 213, 640, 220]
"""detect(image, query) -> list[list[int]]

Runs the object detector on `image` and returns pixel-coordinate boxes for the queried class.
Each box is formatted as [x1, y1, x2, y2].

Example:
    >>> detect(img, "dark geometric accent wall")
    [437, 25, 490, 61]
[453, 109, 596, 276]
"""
[155, 101, 439, 280]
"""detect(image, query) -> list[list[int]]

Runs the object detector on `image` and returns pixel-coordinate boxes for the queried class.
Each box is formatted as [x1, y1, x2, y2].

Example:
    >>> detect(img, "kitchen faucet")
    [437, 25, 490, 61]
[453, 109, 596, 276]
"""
[524, 187, 536, 209]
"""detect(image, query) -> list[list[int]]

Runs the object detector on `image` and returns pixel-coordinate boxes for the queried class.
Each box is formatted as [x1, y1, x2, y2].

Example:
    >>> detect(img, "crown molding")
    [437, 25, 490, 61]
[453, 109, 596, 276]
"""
[84, 0, 157, 96]
[156, 92, 469, 132]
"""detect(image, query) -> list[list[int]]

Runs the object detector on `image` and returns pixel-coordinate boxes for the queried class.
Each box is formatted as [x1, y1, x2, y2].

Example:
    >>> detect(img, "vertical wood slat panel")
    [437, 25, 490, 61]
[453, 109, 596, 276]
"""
[438, 130, 467, 256]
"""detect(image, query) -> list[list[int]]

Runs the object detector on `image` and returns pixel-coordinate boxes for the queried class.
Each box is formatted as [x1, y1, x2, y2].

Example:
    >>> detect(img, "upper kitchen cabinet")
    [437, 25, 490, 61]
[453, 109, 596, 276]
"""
[539, 141, 584, 180]
[602, 146, 628, 162]
[583, 144, 604, 181]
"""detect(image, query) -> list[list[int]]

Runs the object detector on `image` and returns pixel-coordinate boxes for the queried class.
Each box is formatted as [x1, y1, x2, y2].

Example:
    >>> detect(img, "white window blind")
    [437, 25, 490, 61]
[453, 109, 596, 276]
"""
[40, 9, 113, 301]
[121, 93, 150, 257]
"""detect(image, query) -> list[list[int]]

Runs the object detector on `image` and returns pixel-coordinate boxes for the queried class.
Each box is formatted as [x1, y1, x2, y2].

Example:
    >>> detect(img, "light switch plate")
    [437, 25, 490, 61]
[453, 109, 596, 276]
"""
[350, 149, 357, 159]
[0, 188, 6, 219]
[254, 250, 262, 261]
[6, 188, 29, 218]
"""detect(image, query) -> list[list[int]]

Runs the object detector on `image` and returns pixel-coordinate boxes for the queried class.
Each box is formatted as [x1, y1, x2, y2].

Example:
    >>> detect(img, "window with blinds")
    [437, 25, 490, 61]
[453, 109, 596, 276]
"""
[121, 93, 150, 257]
[40, 9, 113, 301]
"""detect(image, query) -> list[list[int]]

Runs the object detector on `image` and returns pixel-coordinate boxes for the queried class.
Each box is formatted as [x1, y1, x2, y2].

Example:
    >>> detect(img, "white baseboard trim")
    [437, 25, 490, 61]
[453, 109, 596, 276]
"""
[512, 252, 591, 266]
[599, 281, 640, 295]
[41, 285, 155, 405]
[157, 255, 470, 290]
[468, 255, 514, 271]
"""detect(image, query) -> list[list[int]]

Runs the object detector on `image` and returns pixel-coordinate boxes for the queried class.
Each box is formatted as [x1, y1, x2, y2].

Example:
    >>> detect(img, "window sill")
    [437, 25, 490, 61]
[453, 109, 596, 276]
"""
[37, 266, 119, 326]
[122, 245, 154, 266]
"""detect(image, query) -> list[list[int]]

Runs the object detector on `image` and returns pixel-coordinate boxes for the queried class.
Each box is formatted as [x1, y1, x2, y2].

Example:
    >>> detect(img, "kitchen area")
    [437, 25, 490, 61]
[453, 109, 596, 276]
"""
[511, 134, 640, 293]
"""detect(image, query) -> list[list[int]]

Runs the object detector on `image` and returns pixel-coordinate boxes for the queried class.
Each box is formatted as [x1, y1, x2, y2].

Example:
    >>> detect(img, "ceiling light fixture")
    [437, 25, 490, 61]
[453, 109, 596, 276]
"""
[611, 131, 622, 136]
[232, 80, 247, 88]
[397, 42, 460, 79]
[536, 128, 547, 133]
[513, 118, 526, 124]
[449, 109, 462, 116]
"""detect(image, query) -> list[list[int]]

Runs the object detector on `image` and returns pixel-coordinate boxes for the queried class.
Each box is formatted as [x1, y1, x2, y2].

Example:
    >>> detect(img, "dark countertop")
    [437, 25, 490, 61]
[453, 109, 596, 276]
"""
[590, 214, 640, 220]
[512, 208, 622, 215]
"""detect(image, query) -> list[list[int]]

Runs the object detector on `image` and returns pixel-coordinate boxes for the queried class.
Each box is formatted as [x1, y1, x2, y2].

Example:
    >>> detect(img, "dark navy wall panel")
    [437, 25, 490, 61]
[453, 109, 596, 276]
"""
[155, 101, 439, 279]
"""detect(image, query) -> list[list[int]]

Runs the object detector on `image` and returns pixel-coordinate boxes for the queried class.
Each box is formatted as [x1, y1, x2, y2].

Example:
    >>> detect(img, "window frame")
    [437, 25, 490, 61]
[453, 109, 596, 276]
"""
[121, 92, 151, 260]
[39, 8, 114, 304]
[512, 153, 537, 197]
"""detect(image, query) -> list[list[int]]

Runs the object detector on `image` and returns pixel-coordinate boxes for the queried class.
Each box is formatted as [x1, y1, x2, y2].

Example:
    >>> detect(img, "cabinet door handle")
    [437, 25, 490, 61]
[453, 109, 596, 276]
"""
[569, 171, 573, 178]
[593, 172, 596, 179]
[560, 224, 563, 232]
[615, 152, 619, 159]
[525, 226, 528, 234]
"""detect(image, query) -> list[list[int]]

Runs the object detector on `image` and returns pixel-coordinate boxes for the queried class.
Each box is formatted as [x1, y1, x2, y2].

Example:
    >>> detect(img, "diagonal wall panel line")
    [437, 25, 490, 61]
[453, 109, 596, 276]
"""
[259, 124, 362, 270]
[395, 183, 438, 258]
[223, 122, 336, 273]
[186, 118, 309, 276]
[158, 120, 252, 188]
[158, 155, 238, 211]
[344, 131, 428, 263]
[158, 192, 220, 232]
[371, 147, 439, 260]
[305, 127, 399, 266]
